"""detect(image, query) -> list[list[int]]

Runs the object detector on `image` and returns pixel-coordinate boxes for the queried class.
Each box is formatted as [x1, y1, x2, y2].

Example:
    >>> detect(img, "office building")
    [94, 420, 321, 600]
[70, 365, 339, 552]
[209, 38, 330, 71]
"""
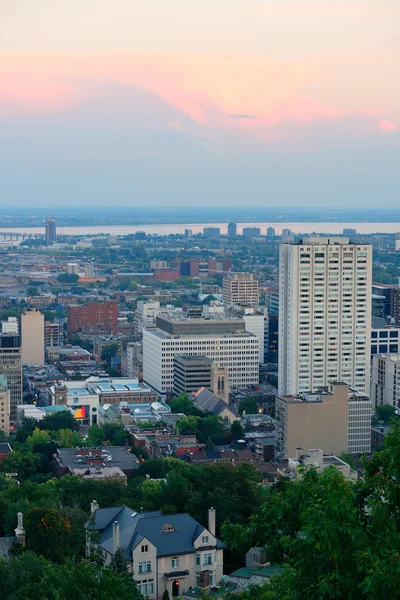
[67, 300, 118, 337]
[179, 258, 232, 279]
[228, 222, 237, 239]
[371, 325, 400, 357]
[45, 218, 57, 244]
[154, 269, 179, 282]
[184, 228, 193, 238]
[0, 333, 22, 424]
[223, 272, 259, 308]
[143, 316, 259, 394]
[371, 353, 400, 409]
[372, 283, 400, 326]
[276, 382, 371, 459]
[134, 300, 161, 334]
[21, 309, 45, 365]
[173, 355, 213, 396]
[0, 376, 10, 435]
[266, 227, 275, 238]
[242, 227, 261, 239]
[203, 227, 220, 238]
[279, 237, 372, 395]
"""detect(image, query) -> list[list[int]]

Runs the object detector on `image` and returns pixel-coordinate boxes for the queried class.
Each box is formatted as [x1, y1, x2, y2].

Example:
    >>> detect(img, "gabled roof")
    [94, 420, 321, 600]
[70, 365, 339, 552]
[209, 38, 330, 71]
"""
[88, 505, 224, 559]
[193, 388, 237, 417]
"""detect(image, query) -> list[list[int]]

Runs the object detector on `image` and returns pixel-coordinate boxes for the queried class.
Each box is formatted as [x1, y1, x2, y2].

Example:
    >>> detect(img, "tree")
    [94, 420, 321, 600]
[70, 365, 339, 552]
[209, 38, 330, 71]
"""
[57, 428, 84, 448]
[101, 343, 119, 362]
[40, 410, 79, 432]
[15, 417, 38, 443]
[24, 507, 72, 563]
[238, 397, 257, 416]
[111, 548, 130, 576]
[162, 590, 170, 600]
[338, 452, 357, 470]
[197, 415, 226, 445]
[57, 272, 79, 284]
[176, 416, 200, 435]
[231, 420, 245, 441]
[26, 427, 51, 450]
[1, 450, 40, 479]
[168, 393, 202, 417]
[86, 424, 106, 446]
[375, 404, 396, 424]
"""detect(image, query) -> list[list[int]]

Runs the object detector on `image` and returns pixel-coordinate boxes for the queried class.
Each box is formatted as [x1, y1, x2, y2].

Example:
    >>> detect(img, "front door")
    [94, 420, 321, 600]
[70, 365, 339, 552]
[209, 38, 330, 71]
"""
[172, 579, 180, 596]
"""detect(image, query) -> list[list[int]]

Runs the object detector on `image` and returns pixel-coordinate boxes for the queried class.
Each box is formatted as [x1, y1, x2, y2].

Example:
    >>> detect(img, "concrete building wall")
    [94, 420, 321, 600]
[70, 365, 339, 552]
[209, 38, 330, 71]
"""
[21, 310, 45, 365]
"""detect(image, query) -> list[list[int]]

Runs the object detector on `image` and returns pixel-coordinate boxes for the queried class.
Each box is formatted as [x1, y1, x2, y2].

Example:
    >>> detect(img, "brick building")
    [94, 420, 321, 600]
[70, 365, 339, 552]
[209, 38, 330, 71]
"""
[67, 301, 118, 337]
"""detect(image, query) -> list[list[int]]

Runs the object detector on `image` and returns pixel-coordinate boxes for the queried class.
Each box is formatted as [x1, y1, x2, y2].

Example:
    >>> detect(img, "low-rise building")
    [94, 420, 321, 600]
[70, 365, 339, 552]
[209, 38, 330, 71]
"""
[287, 448, 357, 481]
[53, 446, 140, 478]
[86, 504, 224, 599]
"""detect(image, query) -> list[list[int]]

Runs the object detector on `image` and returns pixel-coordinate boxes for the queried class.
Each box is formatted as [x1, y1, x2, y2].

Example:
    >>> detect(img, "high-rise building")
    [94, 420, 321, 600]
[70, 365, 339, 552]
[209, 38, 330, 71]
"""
[1, 317, 19, 334]
[67, 263, 79, 275]
[184, 228, 192, 238]
[173, 355, 213, 396]
[266, 227, 275, 238]
[21, 309, 45, 365]
[223, 272, 259, 308]
[371, 353, 400, 409]
[372, 283, 400, 326]
[67, 301, 118, 337]
[0, 376, 10, 435]
[84, 263, 94, 278]
[203, 227, 220, 238]
[281, 229, 294, 243]
[0, 333, 22, 424]
[143, 316, 259, 394]
[227, 222, 237, 239]
[242, 227, 261, 238]
[279, 237, 372, 395]
[45, 218, 57, 244]
[275, 382, 371, 459]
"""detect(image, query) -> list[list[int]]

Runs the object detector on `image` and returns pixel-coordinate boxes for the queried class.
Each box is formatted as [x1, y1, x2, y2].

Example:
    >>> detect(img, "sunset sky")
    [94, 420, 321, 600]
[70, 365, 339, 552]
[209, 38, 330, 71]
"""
[1, 0, 399, 207]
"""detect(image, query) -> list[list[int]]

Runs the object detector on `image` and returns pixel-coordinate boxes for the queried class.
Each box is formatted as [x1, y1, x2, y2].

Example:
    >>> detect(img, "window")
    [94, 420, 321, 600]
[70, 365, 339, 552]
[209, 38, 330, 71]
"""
[136, 580, 154, 596]
[172, 558, 179, 569]
[202, 536, 209, 544]
[138, 561, 151, 574]
[141, 545, 148, 553]
[196, 554, 201, 566]
[203, 553, 212, 565]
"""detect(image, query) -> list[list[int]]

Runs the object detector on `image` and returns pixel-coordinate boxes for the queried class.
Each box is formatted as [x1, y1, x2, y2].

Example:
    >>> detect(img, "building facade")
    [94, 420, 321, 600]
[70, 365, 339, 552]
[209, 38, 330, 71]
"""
[242, 227, 261, 238]
[227, 222, 237, 239]
[143, 328, 259, 395]
[67, 300, 118, 337]
[45, 218, 57, 244]
[21, 309, 45, 365]
[276, 382, 371, 459]
[203, 227, 220, 238]
[223, 272, 259, 308]
[173, 355, 213, 396]
[0, 376, 10, 435]
[371, 353, 400, 409]
[0, 333, 22, 424]
[44, 322, 61, 348]
[279, 237, 372, 395]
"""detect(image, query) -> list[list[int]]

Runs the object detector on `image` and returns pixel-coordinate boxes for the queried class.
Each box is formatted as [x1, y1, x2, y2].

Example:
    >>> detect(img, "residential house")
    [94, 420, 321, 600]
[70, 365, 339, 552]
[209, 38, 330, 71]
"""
[86, 504, 224, 598]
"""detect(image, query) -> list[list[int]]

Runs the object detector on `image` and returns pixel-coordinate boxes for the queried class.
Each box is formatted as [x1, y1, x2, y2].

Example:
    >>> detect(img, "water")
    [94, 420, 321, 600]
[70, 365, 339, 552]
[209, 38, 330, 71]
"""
[2, 222, 400, 237]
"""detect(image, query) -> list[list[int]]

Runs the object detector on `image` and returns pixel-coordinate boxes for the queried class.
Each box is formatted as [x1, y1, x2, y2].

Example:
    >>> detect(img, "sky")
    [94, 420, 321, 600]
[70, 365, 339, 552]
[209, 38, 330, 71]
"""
[1, 0, 399, 208]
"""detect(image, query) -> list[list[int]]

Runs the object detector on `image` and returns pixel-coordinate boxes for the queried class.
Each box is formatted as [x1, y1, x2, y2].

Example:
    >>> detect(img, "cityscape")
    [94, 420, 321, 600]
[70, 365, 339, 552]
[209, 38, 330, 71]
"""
[2, 0, 400, 597]
[0, 216, 398, 597]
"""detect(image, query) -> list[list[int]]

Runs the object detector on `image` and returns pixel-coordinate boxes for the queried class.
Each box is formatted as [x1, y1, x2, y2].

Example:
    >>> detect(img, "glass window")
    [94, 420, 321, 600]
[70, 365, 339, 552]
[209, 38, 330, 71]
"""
[172, 558, 179, 569]
[202, 536, 209, 544]
[203, 553, 212, 565]
[138, 562, 151, 573]
[141, 545, 148, 553]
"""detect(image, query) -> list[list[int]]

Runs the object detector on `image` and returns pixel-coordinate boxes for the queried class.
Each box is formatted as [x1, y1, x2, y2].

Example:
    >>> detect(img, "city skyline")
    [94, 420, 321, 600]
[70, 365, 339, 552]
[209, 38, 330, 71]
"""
[1, 0, 399, 207]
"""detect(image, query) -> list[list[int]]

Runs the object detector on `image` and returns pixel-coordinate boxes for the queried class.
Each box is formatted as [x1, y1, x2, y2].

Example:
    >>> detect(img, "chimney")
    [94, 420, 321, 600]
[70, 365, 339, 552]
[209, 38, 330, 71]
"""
[295, 447, 303, 460]
[15, 512, 26, 547]
[90, 500, 99, 514]
[208, 507, 216, 537]
[113, 521, 120, 554]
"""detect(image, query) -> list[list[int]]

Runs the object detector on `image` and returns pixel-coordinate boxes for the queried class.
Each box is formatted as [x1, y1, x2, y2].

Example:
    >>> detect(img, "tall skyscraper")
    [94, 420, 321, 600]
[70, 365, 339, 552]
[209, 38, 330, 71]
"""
[279, 236, 372, 395]
[227, 222, 237, 239]
[0, 333, 22, 425]
[266, 227, 275, 238]
[45, 218, 57, 244]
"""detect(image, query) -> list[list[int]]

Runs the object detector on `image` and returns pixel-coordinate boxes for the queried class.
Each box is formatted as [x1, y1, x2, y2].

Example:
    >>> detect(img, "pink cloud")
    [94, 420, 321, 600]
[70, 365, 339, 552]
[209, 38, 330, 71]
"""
[379, 119, 396, 131]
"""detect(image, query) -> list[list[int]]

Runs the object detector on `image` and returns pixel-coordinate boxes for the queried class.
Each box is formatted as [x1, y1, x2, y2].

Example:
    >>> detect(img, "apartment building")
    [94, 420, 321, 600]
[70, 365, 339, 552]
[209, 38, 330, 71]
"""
[371, 353, 400, 409]
[0, 376, 10, 435]
[223, 272, 259, 308]
[44, 322, 60, 348]
[279, 237, 372, 395]
[67, 300, 118, 337]
[276, 382, 371, 459]
[143, 316, 259, 395]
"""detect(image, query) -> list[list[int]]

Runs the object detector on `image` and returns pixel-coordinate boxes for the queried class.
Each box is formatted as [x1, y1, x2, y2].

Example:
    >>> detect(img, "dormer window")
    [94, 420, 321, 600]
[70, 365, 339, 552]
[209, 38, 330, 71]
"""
[161, 524, 177, 533]
[202, 536, 209, 544]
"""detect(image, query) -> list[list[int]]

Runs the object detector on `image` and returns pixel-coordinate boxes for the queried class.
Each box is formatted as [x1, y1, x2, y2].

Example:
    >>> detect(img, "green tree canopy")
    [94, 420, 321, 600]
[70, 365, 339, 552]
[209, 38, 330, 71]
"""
[238, 397, 257, 416]
[375, 404, 396, 424]
[40, 410, 79, 432]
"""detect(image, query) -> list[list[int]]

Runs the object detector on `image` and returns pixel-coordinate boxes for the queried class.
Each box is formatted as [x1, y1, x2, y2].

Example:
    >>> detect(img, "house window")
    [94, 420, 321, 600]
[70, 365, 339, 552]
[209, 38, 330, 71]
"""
[172, 557, 179, 569]
[203, 553, 212, 565]
[138, 561, 151, 573]
[141, 545, 148, 553]
[202, 536, 209, 544]
[196, 554, 200, 566]
[136, 580, 154, 595]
